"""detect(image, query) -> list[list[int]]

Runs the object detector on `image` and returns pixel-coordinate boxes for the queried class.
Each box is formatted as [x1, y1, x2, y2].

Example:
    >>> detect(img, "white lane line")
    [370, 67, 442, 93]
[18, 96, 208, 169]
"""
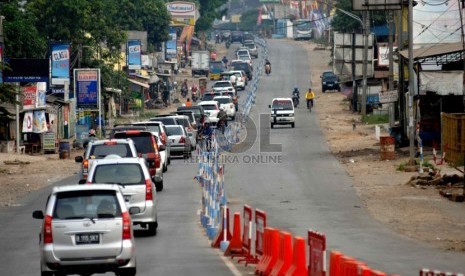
[217, 251, 243, 276]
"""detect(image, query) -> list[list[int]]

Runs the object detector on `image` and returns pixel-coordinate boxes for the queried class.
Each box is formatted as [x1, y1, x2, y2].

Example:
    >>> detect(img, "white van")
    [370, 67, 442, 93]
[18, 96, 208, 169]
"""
[269, 98, 295, 128]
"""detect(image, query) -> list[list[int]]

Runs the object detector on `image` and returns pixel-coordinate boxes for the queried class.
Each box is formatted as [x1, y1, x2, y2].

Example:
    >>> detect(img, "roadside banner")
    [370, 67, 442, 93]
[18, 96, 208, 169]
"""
[74, 69, 100, 109]
[22, 111, 33, 132]
[22, 85, 37, 110]
[33, 110, 48, 133]
[37, 82, 47, 108]
[127, 40, 142, 70]
[50, 43, 70, 85]
[166, 27, 177, 60]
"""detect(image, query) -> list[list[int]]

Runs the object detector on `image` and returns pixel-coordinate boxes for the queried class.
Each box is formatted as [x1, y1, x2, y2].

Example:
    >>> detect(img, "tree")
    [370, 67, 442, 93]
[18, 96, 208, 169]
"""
[331, 0, 386, 33]
[238, 9, 259, 32]
[195, 0, 228, 32]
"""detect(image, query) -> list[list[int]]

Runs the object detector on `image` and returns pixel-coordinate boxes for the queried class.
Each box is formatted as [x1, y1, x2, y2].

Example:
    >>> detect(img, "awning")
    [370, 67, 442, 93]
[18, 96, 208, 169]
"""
[399, 42, 464, 62]
[128, 79, 150, 89]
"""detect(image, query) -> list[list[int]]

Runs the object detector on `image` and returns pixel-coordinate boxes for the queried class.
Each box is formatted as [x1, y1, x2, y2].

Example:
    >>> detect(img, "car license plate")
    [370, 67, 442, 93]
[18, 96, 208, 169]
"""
[76, 233, 99, 244]
[328, 84, 333, 87]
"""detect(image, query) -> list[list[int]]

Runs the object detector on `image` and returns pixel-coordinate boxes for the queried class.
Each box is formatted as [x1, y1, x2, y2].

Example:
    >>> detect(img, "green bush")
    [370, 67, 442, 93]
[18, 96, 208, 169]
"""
[362, 114, 389, 124]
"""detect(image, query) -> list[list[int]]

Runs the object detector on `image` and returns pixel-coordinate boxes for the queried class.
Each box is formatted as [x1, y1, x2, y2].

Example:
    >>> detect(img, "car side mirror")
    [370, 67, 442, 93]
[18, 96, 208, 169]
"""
[268, 105, 271, 108]
[75, 156, 83, 163]
[78, 179, 87, 184]
[159, 144, 166, 151]
[129, 207, 141, 215]
[32, 210, 44, 219]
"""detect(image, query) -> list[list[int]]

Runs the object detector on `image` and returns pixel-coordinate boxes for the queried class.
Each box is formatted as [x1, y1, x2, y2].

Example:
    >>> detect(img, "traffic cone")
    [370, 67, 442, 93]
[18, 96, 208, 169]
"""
[263, 228, 280, 275]
[284, 236, 307, 276]
[358, 265, 373, 276]
[224, 212, 242, 256]
[255, 227, 274, 274]
[329, 251, 343, 276]
[269, 231, 293, 276]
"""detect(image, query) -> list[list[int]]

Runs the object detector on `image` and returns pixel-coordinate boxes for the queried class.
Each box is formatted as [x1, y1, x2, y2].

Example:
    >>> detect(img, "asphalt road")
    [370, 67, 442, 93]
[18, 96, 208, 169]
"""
[223, 39, 465, 275]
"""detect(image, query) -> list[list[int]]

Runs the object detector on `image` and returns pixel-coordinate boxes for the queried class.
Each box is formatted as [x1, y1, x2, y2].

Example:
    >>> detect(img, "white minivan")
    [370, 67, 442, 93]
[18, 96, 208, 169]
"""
[269, 98, 295, 128]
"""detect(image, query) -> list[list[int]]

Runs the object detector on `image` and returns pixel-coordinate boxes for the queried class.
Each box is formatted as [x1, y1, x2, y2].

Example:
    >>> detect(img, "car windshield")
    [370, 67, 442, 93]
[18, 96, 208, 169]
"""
[322, 72, 334, 78]
[54, 190, 121, 220]
[89, 144, 132, 158]
[245, 44, 255, 49]
[272, 100, 293, 110]
[214, 97, 231, 104]
[213, 82, 231, 88]
[233, 63, 249, 71]
[237, 50, 249, 56]
[210, 62, 224, 70]
[93, 163, 145, 185]
[166, 126, 183, 136]
[202, 104, 217, 111]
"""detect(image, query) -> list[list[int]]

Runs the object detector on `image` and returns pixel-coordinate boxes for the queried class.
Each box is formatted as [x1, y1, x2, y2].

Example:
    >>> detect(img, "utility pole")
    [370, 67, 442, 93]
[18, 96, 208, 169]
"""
[361, 11, 370, 116]
[408, 0, 415, 164]
[388, 11, 395, 126]
[352, 32, 357, 112]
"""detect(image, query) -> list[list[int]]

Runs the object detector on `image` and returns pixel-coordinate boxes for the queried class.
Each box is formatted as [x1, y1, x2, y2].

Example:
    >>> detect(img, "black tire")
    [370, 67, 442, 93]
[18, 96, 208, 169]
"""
[291, 123, 295, 128]
[156, 180, 163, 192]
[117, 268, 137, 276]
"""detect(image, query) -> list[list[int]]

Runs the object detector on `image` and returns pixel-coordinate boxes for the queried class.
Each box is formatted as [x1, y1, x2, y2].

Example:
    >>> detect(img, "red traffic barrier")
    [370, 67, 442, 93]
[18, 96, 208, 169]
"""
[256, 227, 274, 275]
[269, 231, 293, 276]
[329, 251, 343, 276]
[371, 271, 386, 276]
[285, 236, 308, 276]
[358, 265, 373, 276]
[252, 208, 267, 264]
[263, 228, 281, 276]
[237, 205, 258, 264]
[225, 212, 242, 256]
[308, 230, 326, 276]
[212, 206, 232, 248]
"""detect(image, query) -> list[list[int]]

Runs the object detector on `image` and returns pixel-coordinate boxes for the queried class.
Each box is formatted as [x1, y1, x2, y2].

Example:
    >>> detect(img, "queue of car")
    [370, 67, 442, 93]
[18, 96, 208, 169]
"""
[32, 34, 257, 276]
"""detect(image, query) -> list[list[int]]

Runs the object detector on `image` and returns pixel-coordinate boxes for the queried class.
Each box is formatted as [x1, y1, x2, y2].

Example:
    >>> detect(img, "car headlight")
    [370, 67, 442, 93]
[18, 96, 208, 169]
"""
[289, 113, 294, 117]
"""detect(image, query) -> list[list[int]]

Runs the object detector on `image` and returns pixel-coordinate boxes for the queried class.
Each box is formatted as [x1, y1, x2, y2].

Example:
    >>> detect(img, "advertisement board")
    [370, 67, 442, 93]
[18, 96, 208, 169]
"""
[166, 1, 196, 19]
[22, 85, 37, 110]
[74, 69, 100, 109]
[50, 43, 70, 85]
[127, 40, 142, 70]
[3, 59, 49, 83]
[166, 27, 177, 60]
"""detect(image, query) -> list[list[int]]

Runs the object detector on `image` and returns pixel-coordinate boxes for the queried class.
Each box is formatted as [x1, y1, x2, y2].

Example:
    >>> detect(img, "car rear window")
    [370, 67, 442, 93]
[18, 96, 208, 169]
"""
[213, 82, 231, 88]
[202, 94, 216, 101]
[133, 123, 161, 134]
[201, 104, 217, 111]
[214, 97, 231, 104]
[92, 163, 145, 185]
[233, 63, 250, 71]
[54, 190, 122, 219]
[89, 144, 133, 158]
[151, 117, 177, 126]
[166, 126, 183, 136]
[113, 133, 155, 153]
[175, 118, 190, 128]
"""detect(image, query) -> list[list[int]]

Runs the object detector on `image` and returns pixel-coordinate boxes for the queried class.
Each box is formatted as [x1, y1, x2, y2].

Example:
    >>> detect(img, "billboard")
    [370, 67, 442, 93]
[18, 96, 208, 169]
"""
[74, 69, 100, 109]
[127, 40, 142, 70]
[166, 1, 196, 19]
[50, 43, 70, 85]
[166, 27, 177, 60]
[3, 59, 49, 83]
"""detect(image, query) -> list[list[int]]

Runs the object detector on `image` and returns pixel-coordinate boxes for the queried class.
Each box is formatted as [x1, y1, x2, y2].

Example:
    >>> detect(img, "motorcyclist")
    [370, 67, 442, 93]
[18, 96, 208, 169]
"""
[217, 107, 228, 133]
[191, 84, 198, 102]
[265, 59, 271, 74]
[202, 122, 214, 150]
[181, 79, 188, 97]
[292, 87, 300, 107]
[222, 56, 228, 66]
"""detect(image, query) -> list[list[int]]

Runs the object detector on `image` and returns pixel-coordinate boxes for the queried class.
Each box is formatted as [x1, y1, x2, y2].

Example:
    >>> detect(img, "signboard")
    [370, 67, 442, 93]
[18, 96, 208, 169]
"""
[127, 40, 142, 70]
[379, 90, 398, 103]
[3, 58, 49, 83]
[166, 27, 177, 60]
[255, 209, 267, 256]
[50, 43, 70, 85]
[352, 0, 402, 11]
[231, 15, 241, 23]
[377, 45, 397, 67]
[37, 82, 47, 108]
[42, 132, 56, 152]
[74, 69, 100, 109]
[22, 85, 37, 110]
[166, 1, 196, 19]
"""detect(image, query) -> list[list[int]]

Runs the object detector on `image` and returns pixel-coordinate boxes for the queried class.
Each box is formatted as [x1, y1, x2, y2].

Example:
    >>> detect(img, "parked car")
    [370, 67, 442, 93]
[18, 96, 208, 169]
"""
[33, 184, 138, 276]
[269, 98, 295, 128]
[321, 71, 341, 92]
[213, 95, 236, 120]
[130, 121, 171, 170]
[83, 157, 158, 235]
[198, 101, 220, 124]
[113, 130, 164, 191]
[75, 139, 138, 181]
[165, 125, 192, 158]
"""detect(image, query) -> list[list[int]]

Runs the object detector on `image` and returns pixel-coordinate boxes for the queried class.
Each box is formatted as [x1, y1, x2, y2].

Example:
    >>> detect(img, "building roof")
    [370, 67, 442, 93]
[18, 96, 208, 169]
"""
[399, 42, 464, 63]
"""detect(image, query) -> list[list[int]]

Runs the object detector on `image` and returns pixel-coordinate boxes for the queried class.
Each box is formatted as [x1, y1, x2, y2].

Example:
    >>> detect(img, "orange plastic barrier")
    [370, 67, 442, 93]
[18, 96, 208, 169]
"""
[269, 231, 293, 276]
[284, 236, 308, 276]
[358, 265, 373, 276]
[263, 228, 280, 276]
[238, 205, 258, 264]
[329, 251, 343, 276]
[225, 212, 242, 256]
[211, 206, 232, 248]
[255, 227, 274, 275]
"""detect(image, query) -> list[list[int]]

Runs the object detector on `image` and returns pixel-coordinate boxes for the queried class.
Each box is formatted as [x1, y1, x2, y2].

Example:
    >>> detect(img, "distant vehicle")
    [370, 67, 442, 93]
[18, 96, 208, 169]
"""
[220, 70, 246, 90]
[201, 91, 222, 101]
[177, 105, 206, 125]
[231, 61, 253, 80]
[198, 101, 220, 124]
[191, 51, 210, 77]
[230, 31, 243, 43]
[33, 184, 138, 276]
[321, 71, 341, 92]
[242, 32, 254, 42]
[212, 80, 235, 94]
[244, 42, 258, 58]
[165, 125, 192, 158]
[236, 49, 250, 58]
[213, 95, 236, 120]
[269, 98, 295, 128]
[85, 157, 158, 235]
[75, 139, 138, 181]
[209, 60, 226, 80]
[293, 19, 313, 40]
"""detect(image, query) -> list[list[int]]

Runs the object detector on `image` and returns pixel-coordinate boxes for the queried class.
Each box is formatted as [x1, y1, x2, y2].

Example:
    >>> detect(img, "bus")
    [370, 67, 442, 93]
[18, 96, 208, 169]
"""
[293, 19, 313, 40]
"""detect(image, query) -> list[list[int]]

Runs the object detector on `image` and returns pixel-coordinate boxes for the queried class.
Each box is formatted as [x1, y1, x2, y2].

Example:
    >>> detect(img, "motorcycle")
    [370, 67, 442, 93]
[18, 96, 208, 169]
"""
[265, 64, 271, 75]
[181, 85, 188, 98]
[192, 91, 198, 102]
[292, 94, 300, 107]
[226, 41, 231, 49]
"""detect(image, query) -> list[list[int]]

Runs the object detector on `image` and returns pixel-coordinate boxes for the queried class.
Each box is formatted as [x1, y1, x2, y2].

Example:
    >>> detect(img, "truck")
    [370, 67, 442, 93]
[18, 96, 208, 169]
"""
[191, 51, 210, 77]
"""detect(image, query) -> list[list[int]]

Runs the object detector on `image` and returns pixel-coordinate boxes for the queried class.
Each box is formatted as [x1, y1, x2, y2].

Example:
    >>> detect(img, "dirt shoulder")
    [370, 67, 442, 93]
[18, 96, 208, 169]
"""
[296, 40, 465, 252]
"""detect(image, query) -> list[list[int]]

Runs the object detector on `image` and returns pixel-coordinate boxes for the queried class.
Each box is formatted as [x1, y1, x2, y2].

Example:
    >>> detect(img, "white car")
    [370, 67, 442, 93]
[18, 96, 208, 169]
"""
[238, 54, 253, 66]
[212, 80, 235, 94]
[229, 70, 246, 90]
[198, 101, 220, 124]
[236, 49, 250, 58]
[269, 98, 295, 128]
[213, 96, 236, 120]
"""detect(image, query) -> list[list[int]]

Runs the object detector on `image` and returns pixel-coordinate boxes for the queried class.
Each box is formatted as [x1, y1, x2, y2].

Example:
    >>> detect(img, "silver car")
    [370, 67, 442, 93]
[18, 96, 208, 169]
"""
[84, 157, 158, 236]
[165, 125, 192, 157]
[33, 184, 138, 276]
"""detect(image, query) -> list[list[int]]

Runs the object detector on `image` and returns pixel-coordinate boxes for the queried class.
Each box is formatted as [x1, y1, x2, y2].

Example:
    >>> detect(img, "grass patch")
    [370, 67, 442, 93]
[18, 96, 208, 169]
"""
[362, 114, 389, 124]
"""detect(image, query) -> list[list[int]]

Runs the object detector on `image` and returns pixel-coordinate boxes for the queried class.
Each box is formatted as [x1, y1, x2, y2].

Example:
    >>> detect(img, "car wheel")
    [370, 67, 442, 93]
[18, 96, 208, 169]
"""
[117, 268, 137, 276]
[156, 180, 163, 192]
[291, 123, 295, 128]
[163, 164, 167, 173]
